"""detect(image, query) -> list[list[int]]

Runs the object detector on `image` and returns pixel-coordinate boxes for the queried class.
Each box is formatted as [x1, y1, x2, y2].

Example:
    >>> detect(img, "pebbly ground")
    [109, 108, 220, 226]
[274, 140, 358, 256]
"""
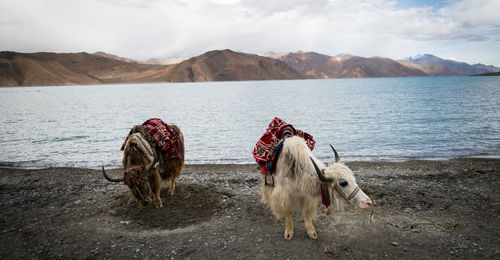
[0, 158, 498, 259]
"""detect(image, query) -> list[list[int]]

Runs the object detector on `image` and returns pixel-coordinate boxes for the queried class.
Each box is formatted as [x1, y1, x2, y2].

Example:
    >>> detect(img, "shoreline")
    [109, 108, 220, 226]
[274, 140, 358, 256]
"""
[1, 158, 498, 258]
[2, 156, 499, 170]
[0, 74, 475, 88]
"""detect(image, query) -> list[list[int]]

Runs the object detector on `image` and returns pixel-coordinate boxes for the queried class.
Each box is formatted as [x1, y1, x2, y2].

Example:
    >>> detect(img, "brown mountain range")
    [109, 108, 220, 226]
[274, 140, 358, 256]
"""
[0, 49, 304, 86]
[163, 49, 305, 82]
[274, 51, 460, 78]
[0, 51, 164, 86]
[0, 49, 471, 86]
[396, 60, 461, 76]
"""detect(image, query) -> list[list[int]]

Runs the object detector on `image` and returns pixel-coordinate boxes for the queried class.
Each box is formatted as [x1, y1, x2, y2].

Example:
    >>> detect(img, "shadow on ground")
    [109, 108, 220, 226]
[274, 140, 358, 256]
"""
[109, 183, 223, 230]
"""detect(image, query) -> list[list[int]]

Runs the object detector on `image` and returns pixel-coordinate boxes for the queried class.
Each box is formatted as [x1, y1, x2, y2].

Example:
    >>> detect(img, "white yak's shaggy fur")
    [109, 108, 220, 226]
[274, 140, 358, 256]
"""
[261, 136, 323, 218]
[260, 136, 371, 240]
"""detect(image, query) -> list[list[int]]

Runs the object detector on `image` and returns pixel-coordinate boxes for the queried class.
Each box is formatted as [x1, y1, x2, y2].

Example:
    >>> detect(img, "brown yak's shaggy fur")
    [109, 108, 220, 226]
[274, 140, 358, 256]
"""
[157, 124, 184, 197]
[114, 123, 184, 207]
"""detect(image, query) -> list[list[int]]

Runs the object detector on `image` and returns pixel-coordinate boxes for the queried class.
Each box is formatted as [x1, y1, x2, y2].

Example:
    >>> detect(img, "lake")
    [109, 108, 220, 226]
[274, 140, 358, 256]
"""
[0, 76, 499, 168]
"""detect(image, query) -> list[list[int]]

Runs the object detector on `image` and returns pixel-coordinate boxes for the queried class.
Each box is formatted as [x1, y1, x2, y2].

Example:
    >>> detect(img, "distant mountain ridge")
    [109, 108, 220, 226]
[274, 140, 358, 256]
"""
[405, 54, 500, 75]
[396, 60, 460, 76]
[1, 50, 499, 86]
[92, 51, 139, 64]
[143, 57, 188, 65]
[93, 51, 188, 65]
[274, 51, 429, 78]
[268, 51, 473, 78]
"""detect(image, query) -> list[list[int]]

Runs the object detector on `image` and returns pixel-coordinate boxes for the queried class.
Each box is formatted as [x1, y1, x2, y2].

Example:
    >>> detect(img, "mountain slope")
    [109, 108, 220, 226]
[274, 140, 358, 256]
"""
[277, 52, 427, 78]
[406, 54, 500, 75]
[163, 49, 305, 82]
[397, 60, 461, 76]
[92, 51, 138, 64]
[113, 49, 306, 83]
[0, 51, 164, 86]
[339, 56, 427, 77]
[1, 52, 100, 86]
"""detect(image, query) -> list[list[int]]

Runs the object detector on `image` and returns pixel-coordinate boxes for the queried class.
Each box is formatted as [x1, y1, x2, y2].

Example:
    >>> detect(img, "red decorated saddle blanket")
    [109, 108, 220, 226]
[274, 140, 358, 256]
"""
[121, 118, 184, 161]
[252, 117, 315, 174]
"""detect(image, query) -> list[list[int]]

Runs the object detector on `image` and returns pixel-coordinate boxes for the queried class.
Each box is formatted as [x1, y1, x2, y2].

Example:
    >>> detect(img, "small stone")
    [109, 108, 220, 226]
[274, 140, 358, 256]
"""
[449, 250, 455, 255]
[391, 242, 398, 246]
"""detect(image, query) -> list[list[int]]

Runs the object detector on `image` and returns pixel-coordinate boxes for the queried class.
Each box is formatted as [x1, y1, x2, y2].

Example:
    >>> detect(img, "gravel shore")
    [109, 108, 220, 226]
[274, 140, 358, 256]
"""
[0, 158, 499, 259]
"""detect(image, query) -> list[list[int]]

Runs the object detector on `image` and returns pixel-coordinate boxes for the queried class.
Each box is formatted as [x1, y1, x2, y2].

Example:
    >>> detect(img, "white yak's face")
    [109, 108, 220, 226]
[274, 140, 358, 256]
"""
[324, 163, 372, 209]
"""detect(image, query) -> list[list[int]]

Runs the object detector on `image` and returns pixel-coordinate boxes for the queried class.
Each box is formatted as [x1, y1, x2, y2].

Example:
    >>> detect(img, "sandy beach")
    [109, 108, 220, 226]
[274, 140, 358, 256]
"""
[0, 158, 498, 259]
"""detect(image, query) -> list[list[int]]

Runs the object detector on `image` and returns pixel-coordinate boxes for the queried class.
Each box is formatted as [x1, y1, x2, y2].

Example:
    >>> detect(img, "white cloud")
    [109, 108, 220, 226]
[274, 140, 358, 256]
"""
[440, 0, 500, 27]
[0, 0, 498, 65]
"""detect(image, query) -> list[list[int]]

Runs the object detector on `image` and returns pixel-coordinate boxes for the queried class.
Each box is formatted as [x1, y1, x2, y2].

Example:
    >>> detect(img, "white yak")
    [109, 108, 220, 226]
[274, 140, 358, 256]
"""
[260, 136, 372, 240]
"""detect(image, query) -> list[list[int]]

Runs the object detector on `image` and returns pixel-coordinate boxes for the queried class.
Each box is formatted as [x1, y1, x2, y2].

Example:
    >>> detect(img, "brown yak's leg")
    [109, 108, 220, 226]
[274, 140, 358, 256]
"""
[284, 213, 294, 240]
[152, 172, 163, 208]
[168, 177, 176, 196]
[304, 207, 317, 239]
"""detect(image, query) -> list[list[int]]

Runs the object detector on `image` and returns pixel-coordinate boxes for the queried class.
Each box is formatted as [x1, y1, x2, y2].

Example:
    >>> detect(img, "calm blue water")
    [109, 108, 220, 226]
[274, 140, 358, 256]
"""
[0, 76, 499, 168]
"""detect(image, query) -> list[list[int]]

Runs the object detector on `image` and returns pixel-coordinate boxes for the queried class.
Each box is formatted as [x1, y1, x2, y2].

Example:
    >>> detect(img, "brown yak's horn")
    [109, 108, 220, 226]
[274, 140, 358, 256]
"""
[102, 166, 124, 182]
[310, 157, 334, 183]
[330, 144, 340, 163]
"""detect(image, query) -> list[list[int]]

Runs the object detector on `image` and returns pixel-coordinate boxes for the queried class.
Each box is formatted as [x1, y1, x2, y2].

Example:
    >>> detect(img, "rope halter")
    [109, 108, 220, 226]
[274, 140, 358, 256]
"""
[334, 184, 360, 206]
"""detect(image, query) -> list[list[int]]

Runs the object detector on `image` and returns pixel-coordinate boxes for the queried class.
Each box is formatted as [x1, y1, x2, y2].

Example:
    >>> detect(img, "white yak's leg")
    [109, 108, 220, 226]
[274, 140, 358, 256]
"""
[304, 207, 317, 239]
[284, 213, 294, 240]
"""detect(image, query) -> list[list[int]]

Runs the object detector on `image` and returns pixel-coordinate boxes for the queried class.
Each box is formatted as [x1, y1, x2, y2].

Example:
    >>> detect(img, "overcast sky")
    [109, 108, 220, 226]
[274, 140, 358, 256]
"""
[1, 0, 499, 66]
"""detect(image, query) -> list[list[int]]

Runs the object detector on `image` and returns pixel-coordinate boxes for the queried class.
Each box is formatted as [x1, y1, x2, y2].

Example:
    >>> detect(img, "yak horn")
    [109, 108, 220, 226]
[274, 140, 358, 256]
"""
[145, 161, 158, 172]
[145, 148, 159, 172]
[310, 157, 334, 183]
[102, 166, 124, 182]
[330, 144, 340, 163]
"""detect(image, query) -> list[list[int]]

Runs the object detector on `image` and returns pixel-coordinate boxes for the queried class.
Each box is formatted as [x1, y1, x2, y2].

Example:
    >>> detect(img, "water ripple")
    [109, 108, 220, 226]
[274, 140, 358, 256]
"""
[0, 76, 499, 168]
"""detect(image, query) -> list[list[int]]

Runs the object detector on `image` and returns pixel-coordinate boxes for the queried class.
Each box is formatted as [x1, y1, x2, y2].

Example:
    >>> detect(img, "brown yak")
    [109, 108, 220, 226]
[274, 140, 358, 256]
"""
[102, 119, 184, 207]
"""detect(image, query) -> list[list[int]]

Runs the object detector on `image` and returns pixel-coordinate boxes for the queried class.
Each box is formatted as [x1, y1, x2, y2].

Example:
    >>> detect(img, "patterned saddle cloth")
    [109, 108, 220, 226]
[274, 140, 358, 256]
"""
[252, 117, 315, 174]
[121, 118, 184, 161]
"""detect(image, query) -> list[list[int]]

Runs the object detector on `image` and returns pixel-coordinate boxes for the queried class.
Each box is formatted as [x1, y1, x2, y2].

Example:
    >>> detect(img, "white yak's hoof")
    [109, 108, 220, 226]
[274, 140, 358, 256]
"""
[155, 203, 163, 208]
[169, 192, 174, 196]
[284, 230, 294, 240]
